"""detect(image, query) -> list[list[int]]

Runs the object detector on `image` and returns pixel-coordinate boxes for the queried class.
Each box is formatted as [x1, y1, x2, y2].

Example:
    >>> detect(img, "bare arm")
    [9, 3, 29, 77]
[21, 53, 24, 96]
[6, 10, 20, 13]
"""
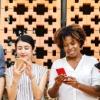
[0, 77, 5, 100]
[64, 76, 100, 97]
[48, 75, 65, 98]
[6, 63, 25, 100]
[76, 83, 100, 97]
[25, 60, 48, 100]
[6, 79, 19, 100]
[31, 72, 47, 100]
[48, 83, 60, 98]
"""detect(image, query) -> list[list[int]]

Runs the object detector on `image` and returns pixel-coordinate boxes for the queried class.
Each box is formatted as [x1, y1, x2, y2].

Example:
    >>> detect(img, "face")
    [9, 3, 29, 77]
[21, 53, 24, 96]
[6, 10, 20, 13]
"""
[63, 36, 81, 58]
[16, 41, 33, 61]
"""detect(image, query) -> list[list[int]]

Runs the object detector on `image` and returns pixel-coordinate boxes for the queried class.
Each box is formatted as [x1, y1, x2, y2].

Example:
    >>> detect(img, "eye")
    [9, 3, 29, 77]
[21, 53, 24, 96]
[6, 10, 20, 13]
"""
[71, 39, 77, 45]
[64, 44, 68, 47]
[71, 42, 75, 45]
[17, 47, 22, 50]
[25, 47, 29, 50]
[25, 46, 31, 50]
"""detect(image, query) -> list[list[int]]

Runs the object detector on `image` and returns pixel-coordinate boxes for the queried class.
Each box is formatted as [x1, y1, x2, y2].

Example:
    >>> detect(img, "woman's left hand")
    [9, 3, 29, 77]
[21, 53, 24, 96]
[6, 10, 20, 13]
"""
[24, 60, 33, 79]
[63, 76, 79, 88]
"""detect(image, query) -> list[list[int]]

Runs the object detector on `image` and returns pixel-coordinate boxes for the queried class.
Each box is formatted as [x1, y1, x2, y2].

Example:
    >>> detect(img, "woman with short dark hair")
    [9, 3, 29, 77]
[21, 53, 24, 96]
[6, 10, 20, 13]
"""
[48, 24, 100, 100]
[5, 35, 48, 100]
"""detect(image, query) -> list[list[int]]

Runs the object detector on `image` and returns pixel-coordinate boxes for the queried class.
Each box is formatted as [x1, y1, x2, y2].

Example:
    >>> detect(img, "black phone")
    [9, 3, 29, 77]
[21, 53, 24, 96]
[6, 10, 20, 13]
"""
[95, 62, 100, 70]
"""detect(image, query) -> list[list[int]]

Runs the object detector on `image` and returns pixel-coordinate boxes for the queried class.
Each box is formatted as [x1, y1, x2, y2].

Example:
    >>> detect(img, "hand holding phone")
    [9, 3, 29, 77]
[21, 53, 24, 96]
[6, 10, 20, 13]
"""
[56, 68, 67, 75]
[16, 58, 25, 67]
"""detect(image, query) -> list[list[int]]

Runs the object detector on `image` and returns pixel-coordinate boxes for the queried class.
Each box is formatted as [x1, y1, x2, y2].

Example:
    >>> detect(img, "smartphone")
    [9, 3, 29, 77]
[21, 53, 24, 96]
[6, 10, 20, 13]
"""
[95, 62, 100, 70]
[16, 58, 25, 67]
[56, 68, 66, 75]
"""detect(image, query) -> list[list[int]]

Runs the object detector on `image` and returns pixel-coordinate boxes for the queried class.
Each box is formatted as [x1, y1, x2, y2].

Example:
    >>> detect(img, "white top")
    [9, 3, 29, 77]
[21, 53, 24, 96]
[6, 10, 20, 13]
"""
[48, 55, 100, 100]
[5, 64, 48, 100]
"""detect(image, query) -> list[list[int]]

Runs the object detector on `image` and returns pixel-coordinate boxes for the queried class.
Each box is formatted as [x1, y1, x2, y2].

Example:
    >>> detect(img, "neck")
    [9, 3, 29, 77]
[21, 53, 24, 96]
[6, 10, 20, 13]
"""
[67, 54, 82, 61]
[66, 54, 83, 69]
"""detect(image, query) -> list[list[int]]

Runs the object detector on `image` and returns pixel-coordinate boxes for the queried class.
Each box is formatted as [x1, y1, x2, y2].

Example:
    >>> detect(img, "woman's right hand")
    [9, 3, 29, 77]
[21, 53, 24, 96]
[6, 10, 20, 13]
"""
[13, 61, 25, 81]
[55, 74, 65, 87]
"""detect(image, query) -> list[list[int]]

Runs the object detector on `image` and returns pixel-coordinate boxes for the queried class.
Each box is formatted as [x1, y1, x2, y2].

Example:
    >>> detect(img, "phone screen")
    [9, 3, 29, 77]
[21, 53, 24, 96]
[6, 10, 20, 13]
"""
[56, 68, 66, 75]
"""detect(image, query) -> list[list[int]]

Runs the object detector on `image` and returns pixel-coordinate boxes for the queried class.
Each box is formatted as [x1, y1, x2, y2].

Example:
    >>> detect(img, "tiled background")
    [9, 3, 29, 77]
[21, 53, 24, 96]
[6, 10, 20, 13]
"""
[0, 0, 100, 69]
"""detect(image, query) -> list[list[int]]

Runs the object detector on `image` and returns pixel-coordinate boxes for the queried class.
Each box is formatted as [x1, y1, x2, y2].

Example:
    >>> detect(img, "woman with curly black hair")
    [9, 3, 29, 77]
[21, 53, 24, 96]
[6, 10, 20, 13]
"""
[48, 24, 100, 100]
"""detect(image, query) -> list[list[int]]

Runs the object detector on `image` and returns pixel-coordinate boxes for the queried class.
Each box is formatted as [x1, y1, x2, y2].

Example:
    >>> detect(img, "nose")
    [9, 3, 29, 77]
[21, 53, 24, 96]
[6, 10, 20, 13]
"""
[68, 45, 73, 50]
[21, 48, 26, 53]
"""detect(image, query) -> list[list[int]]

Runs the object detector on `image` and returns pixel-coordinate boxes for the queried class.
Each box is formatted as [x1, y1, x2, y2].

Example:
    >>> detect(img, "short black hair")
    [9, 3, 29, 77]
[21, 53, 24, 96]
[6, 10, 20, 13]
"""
[15, 35, 35, 49]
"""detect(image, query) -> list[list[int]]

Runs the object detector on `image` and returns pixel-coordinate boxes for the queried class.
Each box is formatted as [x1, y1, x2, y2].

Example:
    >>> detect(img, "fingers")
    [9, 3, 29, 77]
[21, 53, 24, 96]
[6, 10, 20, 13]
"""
[21, 59, 32, 66]
[19, 65, 26, 73]
[25, 66, 31, 73]
[68, 76, 76, 80]
[25, 65, 33, 79]
[16, 58, 25, 66]
[14, 59, 32, 78]
[14, 62, 26, 75]
[55, 75, 79, 88]
[55, 74, 65, 86]
[17, 63, 23, 70]
[63, 76, 79, 88]
[15, 58, 32, 69]
[15, 61, 31, 73]
[55, 74, 65, 80]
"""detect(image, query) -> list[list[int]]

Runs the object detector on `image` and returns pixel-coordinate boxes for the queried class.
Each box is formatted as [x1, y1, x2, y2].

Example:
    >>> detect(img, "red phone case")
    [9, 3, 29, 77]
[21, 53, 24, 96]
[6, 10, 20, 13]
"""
[56, 68, 66, 75]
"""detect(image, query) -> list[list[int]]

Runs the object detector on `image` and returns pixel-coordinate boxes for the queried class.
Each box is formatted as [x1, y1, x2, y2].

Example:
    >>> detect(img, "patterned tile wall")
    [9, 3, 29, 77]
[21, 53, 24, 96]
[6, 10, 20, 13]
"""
[0, 0, 100, 68]
[0, 0, 61, 68]
[66, 0, 100, 60]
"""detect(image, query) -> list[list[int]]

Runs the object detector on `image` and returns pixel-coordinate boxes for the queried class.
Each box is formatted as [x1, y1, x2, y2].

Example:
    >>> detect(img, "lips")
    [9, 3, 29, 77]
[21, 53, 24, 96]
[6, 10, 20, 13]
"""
[67, 50, 75, 55]
[20, 55, 27, 58]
